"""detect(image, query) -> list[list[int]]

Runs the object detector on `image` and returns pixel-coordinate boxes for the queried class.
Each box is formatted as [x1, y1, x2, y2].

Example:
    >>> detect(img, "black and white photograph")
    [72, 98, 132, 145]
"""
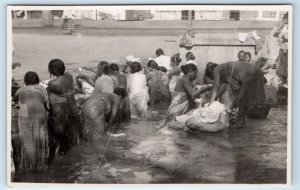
[7, 5, 292, 186]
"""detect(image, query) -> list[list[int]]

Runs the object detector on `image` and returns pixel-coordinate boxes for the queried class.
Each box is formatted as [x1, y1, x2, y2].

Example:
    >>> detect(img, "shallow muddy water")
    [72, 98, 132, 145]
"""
[12, 106, 287, 184]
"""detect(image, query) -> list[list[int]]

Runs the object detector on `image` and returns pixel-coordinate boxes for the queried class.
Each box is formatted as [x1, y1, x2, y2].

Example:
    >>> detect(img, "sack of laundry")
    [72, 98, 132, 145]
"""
[175, 101, 229, 132]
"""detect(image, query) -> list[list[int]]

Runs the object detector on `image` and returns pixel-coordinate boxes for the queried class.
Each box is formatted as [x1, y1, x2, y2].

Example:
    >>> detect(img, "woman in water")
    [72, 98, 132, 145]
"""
[127, 61, 149, 119]
[47, 59, 81, 156]
[168, 54, 182, 92]
[146, 61, 171, 107]
[82, 88, 126, 140]
[109, 63, 131, 123]
[210, 61, 265, 128]
[14, 71, 49, 171]
[93, 61, 114, 93]
[167, 64, 212, 121]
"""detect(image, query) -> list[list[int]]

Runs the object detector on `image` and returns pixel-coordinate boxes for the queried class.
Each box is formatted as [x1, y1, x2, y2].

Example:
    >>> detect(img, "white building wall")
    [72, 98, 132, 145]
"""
[152, 10, 181, 20]
[152, 10, 282, 21]
[195, 11, 223, 20]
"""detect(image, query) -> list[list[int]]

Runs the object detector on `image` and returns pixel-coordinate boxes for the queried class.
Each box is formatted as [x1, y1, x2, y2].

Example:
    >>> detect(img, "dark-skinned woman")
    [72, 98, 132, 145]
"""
[47, 59, 82, 157]
[166, 63, 212, 122]
[210, 61, 265, 128]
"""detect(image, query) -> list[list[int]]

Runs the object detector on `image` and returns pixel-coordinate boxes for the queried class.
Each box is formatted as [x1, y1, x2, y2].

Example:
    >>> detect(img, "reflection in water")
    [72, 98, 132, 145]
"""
[12, 106, 287, 184]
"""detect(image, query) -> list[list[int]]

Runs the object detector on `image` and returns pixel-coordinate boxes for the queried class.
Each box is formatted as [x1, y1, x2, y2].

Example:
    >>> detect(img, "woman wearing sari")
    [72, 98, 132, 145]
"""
[14, 72, 49, 171]
[166, 64, 212, 122]
[109, 63, 131, 123]
[47, 59, 81, 157]
[82, 88, 127, 140]
[168, 54, 182, 92]
[147, 60, 171, 106]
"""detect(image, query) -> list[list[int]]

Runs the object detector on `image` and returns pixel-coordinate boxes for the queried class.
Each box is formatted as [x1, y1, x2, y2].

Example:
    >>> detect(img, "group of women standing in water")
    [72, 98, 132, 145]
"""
[12, 48, 266, 173]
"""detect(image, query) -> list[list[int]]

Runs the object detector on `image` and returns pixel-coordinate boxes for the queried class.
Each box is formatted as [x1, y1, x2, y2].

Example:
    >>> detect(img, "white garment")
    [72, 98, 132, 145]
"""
[94, 75, 114, 93]
[155, 55, 171, 71]
[126, 55, 141, 63]
[238, 33, 249, 43]
[127, 73, 149, 99]
[187, 60, 197, 66]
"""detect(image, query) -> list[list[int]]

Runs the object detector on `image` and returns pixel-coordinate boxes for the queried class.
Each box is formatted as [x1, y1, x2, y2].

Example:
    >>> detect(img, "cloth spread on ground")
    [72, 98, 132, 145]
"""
[176, 101, 225, 124]
[170, 101, 229, 132]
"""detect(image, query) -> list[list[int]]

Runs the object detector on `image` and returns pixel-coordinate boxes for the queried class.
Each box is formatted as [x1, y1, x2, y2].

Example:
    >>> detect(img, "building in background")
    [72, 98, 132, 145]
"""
[11, 9, 287, 21]
[151, 10, 287, 21]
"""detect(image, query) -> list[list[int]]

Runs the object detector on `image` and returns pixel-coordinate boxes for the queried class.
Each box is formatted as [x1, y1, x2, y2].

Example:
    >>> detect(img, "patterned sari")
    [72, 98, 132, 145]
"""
[82, 93, 112, 140]
[166, 91, 189, 122]
[15, 85, 49, 171]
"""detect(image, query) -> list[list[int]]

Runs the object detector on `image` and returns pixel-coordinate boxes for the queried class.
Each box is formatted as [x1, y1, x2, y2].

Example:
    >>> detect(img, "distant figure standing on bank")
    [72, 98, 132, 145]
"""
[274, 12, 288, 87]
[238, 50, 246, 62]
[245, 52, 256, 65]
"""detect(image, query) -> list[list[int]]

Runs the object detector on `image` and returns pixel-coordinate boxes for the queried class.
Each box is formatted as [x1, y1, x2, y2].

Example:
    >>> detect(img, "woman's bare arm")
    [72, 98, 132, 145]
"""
[210, 68, 221, 104]
[168, 67, 181, 79]
[182, 78, 210, 100]
[108, 98, 121, 130]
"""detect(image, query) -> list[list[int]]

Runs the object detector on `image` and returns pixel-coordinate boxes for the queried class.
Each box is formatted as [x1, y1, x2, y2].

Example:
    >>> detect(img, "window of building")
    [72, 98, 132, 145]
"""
[181, 10, 195, 20]
[51, 10, 64, 18]
[27, 11, 43, 19]
[262, 11, 277, 18]
[229, 10, 240, 20]
[239, 11, 258, 20]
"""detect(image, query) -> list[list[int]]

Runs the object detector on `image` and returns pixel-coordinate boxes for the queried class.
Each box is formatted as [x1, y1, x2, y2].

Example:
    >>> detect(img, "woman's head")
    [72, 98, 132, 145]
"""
[147, 60, 158, 70]
[24, 71, 40, 86]
[205, 62, 218, 80]
[156, 48, 164, 57]
[185, 52, 195, 61]
[110, 63, 119, 74]
[181, 63, 198, 80]
[102, 64, 111, 75]
[171, 54, 182, 66]
[97, 61, 109, 75]
[159, 66, 167, 73]
[238, 50, 246, 61]
[130, 62, 142, 74]
[48, 59, 65, 76]
[245, 52, 252, 62]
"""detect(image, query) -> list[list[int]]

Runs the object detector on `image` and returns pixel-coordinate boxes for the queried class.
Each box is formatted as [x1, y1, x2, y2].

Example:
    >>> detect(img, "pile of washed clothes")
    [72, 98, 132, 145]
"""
[168, 101, 230, 133]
